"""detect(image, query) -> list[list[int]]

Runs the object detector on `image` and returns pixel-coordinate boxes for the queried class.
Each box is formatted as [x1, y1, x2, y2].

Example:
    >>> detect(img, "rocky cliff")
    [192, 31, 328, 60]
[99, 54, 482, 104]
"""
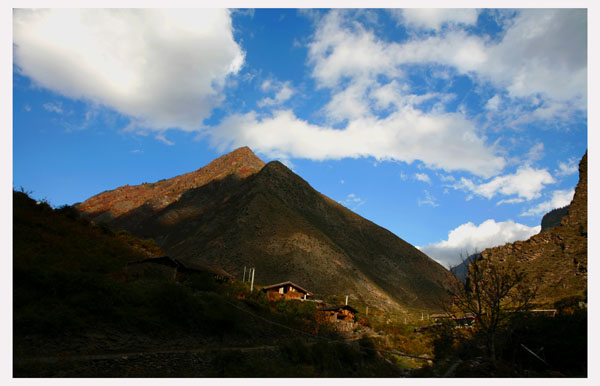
[479, 152, 587, 306]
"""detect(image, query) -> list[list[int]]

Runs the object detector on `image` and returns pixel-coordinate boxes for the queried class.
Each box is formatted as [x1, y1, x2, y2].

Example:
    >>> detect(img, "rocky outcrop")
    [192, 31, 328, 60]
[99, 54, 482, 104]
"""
[480, 152, 587, 306]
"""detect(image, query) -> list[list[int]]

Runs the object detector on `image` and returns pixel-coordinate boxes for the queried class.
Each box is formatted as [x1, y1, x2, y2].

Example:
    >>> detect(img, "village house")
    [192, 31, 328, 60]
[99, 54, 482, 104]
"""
[317, 304, 359, 323]
[261, 281, 313, 301]
[453, 313, 476, 327]
[429, 313, 454, 322]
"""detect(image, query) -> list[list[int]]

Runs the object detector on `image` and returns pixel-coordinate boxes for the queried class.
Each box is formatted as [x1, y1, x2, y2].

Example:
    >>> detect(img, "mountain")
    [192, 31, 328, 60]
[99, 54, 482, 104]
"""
[479, 151, 587, 306]
[449, 253, 480, 282]
[76, 147, 454, 312]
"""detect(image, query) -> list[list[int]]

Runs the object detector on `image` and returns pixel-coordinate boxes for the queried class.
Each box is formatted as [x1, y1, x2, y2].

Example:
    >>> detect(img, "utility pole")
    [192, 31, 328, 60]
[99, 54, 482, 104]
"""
[250, 267, 255, 293]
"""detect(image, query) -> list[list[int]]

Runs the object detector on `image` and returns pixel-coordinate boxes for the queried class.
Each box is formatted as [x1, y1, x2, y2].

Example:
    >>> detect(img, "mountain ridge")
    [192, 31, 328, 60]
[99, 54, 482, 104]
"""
[77, 147, 454, 312]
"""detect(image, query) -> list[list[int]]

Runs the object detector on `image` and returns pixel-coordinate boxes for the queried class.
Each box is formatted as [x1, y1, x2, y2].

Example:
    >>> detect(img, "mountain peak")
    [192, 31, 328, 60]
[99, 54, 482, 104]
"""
[76, 146, 265, 222]
[231, 145, 255, 155]
[261, 160, 291, 173]
[196, 146, 265, 178]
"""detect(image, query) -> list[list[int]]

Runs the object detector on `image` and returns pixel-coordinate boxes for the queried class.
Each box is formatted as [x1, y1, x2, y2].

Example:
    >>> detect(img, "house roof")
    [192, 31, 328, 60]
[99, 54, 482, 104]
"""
[430, 313, 454, 319]
[319, 305, 359, 314]
[261, 281, 313, 296]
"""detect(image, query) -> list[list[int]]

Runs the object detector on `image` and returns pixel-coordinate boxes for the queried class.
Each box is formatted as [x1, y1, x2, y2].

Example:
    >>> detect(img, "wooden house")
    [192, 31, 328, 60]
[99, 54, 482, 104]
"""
[317, 304, 359, 323]
[429, 313, 454, 322]
[261, 281, 313, 301]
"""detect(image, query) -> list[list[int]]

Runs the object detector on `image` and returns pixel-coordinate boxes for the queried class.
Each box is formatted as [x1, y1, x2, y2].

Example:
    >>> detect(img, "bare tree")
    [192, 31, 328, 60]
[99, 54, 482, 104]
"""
[447, 252, 537, 364]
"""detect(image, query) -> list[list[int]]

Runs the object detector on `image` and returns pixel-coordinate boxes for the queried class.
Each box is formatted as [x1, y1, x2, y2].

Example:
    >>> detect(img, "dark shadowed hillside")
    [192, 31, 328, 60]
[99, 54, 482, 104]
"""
[14, 190, 404, 377]
[77, 147, 454, 312]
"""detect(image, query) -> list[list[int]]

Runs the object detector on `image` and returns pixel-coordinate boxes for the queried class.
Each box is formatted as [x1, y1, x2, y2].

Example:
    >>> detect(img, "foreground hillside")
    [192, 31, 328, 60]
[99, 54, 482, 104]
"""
[14, 190, 408, 377]
[76, 147, 454, 313]
[14, 189, 586, 377]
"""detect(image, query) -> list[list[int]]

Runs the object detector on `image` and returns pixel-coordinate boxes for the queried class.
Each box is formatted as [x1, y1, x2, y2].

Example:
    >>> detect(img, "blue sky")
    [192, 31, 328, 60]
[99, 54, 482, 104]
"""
[11, 7, 589, 268]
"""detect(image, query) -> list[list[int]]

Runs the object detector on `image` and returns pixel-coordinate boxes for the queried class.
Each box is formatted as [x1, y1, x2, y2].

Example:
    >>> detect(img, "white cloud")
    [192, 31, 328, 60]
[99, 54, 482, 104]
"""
[485, 95, 501, 111]
[496, 198, 525, 206]
[418, 190, 438, 207]
[415, 173, 432, 185]
[526, 142, 545, 162]
[43, 102, 63, 114]
[521, 189, 574, 217]
[13, 9, 244, 133]
[210, 108, 505, 177]
[393, 9, 480, 31]
[419, 219, 540, 267]
[454, 165, 555, 201]
[555, 158, 579, 177]
[309, 9, 586, 107]
[339, 193, 366, 210]
[484, 9, 587, 106]
[324, 79, 372, 122]
[258, 80, 295, 107]
[438, 174, 455, 182]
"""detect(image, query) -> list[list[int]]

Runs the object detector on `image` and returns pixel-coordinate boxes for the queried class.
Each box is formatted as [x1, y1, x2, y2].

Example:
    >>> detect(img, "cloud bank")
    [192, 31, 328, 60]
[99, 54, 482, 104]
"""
[14, 9, 586, 183]
[209, 108, 505, 177]
[419, 219, 540, 267]
[13, 9, 244, 133]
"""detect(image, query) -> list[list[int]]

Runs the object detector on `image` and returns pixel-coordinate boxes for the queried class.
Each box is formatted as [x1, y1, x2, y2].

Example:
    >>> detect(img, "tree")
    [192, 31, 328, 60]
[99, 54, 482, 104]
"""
[447, 253, 537, 364]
